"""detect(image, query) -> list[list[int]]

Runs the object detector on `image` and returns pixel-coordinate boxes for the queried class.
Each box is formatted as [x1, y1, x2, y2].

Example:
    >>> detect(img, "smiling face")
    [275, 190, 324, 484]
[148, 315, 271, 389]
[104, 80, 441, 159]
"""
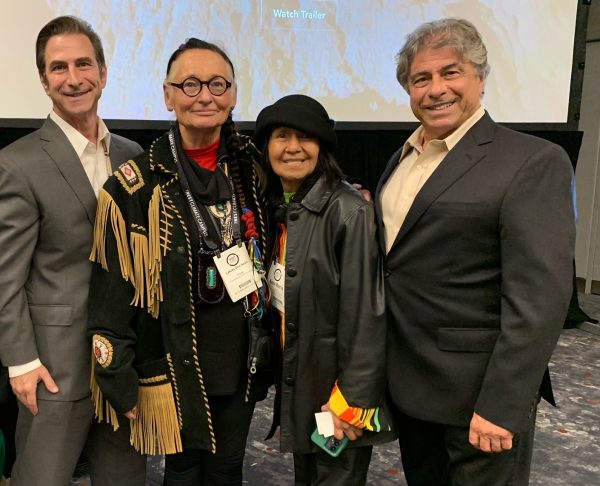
[408, 46, 484, 145]
[40, 33, 106, 127]
[267, 127, 320, 193]
[163, 48, 237, 148]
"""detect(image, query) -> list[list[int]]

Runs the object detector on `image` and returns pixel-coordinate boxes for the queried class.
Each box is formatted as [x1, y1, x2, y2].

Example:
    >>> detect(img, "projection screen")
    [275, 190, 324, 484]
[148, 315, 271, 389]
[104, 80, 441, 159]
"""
[0, 0, 581, 127]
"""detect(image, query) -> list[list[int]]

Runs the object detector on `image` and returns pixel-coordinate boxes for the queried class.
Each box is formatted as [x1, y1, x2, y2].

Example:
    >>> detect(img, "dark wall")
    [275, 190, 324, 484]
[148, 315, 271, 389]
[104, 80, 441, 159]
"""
[0, 126, 582, 192]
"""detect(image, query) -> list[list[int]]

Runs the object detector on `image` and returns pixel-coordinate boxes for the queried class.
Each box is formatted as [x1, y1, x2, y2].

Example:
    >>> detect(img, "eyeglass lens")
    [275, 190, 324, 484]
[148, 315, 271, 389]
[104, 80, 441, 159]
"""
[182, 76, 229, 96]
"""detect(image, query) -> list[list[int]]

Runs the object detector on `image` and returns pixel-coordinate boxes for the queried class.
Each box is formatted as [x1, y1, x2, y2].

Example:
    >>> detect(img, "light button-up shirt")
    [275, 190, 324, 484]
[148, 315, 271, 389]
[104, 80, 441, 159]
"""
[381, 106, 485, 253]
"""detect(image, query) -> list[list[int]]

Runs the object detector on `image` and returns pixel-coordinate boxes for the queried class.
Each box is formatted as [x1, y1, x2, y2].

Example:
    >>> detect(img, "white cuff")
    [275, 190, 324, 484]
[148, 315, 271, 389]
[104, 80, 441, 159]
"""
[8, 359, 42, 377]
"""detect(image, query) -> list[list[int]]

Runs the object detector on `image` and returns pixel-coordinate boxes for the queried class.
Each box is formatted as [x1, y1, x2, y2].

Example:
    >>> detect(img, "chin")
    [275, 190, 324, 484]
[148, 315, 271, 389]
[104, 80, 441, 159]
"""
[191, 119, 222, 129]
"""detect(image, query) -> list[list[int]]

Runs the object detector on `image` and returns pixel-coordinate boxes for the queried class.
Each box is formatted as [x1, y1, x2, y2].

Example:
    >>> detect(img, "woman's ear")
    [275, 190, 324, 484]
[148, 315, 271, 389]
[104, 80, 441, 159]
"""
[163, 83, 174, 111]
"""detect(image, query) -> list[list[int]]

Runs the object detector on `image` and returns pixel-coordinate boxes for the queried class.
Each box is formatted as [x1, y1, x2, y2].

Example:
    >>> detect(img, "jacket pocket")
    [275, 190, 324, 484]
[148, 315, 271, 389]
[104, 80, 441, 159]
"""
[437, 327, 500, 353]
[29, 304, 73, 326]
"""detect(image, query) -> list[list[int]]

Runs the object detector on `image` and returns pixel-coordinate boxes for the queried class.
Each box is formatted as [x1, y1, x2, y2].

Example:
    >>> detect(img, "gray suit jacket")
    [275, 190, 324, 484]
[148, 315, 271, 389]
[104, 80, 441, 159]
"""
[376, 113, 575, 433]
[0, 117, 142, 402]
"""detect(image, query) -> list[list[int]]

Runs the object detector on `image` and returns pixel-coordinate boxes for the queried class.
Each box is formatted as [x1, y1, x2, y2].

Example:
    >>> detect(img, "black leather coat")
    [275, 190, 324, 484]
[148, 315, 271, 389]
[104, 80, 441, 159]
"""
[275, 175, 387, 453]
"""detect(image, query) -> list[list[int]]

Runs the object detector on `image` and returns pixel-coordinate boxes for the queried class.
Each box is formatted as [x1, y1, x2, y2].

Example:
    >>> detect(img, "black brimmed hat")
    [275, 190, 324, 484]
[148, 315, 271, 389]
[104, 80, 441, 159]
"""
[253, 94, 336, 151]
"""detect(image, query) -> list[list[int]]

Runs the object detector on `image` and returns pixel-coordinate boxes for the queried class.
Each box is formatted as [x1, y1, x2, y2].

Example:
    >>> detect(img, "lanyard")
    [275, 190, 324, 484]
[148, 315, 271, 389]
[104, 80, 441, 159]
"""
[100, 139, 112, 174]
[168, 128, 241, 251]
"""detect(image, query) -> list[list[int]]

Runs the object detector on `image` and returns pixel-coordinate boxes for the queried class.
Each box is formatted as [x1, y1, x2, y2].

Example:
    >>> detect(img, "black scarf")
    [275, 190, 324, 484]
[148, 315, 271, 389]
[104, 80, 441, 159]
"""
[173, 123, 231, 206]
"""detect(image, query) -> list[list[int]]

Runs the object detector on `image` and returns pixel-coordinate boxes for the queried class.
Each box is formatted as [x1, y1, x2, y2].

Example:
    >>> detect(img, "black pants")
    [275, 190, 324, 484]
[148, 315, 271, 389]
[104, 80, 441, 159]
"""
[396, 410, 537, 486]
[163, 388, 255, 486]
[0, 383, 17, 478]
[293, 445, 373, 486]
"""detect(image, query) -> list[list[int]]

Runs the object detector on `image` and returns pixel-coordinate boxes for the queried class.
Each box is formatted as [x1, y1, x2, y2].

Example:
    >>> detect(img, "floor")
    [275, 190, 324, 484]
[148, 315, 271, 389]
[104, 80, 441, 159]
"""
[69, 295, 600, 485]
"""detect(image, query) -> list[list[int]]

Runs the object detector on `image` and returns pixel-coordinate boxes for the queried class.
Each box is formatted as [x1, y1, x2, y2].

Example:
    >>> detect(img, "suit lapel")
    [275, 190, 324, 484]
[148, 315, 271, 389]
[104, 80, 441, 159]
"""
[375, 146, 404, 253]
[40, 118, 97, 225]
[390, 113, 496, 249]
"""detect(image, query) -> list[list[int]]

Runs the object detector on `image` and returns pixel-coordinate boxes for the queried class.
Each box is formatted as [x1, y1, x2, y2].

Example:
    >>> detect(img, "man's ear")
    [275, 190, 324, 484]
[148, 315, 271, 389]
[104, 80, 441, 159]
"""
[478, 73, 486, 98]
[40, 73, 50, 95]
[100, 65, 108, 89]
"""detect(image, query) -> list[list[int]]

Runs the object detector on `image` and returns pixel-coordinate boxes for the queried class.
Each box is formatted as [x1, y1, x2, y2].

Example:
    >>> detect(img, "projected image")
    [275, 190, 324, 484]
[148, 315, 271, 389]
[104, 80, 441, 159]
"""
[0, 0, 578, 123]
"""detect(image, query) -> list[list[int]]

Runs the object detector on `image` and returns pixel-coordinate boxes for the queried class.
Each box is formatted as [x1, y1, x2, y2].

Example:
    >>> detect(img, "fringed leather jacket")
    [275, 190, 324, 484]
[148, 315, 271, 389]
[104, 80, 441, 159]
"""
[88, 131, 271, 455]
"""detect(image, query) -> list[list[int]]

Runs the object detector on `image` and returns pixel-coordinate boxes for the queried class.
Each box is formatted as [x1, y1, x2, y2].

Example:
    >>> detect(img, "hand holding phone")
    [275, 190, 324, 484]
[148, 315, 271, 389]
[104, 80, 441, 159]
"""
[311, 427, 349, 457]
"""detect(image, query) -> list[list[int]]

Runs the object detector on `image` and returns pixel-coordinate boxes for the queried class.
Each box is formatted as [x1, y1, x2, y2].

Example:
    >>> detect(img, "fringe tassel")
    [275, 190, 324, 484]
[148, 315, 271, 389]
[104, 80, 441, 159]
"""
[129, 232, 149, 308]
[89, 350, 120, 431]
[90, 189, 160, 315]
[90, 189, 111, 269]
[89, 189, 134, 283]
[130, 379, 183, 455]
[148, 185, 165, 318]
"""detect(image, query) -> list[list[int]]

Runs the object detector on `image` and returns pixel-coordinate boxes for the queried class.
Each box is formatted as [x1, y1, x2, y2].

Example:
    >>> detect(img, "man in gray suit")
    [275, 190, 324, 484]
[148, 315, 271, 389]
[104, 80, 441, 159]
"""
[0, 16, 146, 485]
[376, 18, 575, 485]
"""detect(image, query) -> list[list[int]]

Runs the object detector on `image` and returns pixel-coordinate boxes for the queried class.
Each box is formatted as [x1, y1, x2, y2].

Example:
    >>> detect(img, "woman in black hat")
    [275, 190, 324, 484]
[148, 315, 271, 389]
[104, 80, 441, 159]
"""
[254, 94, 391, 485]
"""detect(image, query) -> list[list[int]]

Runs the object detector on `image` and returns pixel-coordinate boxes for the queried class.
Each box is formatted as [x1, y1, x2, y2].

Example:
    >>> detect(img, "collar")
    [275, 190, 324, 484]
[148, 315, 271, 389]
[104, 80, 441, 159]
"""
[50, 110, 110, 157]
[401, 105, 485, 159]
[149, 128, 231, 177]
[185, 139, 220, 171]
[297, 174, 337, 214]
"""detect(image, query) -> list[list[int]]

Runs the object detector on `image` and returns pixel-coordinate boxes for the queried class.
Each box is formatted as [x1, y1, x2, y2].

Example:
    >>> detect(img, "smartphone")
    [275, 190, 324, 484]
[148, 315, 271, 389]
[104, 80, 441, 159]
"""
[311, 427, 349, 457]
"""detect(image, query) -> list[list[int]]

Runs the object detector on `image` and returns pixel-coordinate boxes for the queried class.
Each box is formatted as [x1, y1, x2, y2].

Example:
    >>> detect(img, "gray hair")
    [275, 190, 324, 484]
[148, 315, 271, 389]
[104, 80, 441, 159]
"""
[395, 18, 490, 92]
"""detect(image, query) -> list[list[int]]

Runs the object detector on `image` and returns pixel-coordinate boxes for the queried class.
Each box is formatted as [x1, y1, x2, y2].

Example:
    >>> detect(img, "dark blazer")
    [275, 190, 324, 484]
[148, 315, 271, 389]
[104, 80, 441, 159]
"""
[0, 116, 142, 402]
[375, 112, 575, 433]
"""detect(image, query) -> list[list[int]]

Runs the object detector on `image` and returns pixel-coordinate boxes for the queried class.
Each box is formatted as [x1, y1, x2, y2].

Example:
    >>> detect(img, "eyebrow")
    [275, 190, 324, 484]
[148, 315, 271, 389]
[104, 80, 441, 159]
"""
[410, 62, 463, 79]
[440, 62, 463, 72]
[48, 56, 94, 68]
[177, 72, 231, 80]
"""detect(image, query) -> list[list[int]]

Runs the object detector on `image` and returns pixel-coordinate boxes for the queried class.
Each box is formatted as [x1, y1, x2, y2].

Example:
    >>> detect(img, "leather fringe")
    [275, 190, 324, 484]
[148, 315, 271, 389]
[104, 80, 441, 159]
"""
[90, 351, 120, 431]
[90, 188, 164, 318]
[130, 377, 183, 455]
[129, 232, 149, 308]
[89, 189, 134, 282]
[148, 185, 165, 318]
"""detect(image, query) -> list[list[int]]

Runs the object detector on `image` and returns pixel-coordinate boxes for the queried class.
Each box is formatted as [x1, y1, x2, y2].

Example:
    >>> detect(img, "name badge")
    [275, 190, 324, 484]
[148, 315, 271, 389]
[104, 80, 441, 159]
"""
[213, 244, 258, 302]
[267, 261, 285, 312]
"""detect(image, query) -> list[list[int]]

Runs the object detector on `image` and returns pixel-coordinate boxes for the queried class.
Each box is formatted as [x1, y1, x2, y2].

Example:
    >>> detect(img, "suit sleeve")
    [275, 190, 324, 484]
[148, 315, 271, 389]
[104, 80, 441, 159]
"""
[474, 143, 575, 432]
[88, 185, 140, 414]
[336, 202, 387, 408]
[128, 141, 143, 158]
[0, 155, 40, 366]
[110, 136, 143, 167]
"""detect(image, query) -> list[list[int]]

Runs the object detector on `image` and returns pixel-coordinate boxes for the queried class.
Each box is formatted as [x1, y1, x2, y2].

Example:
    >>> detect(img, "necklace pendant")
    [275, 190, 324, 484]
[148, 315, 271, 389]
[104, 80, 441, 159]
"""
[206, 266, 218, 289]
[198, 251, 225, 303]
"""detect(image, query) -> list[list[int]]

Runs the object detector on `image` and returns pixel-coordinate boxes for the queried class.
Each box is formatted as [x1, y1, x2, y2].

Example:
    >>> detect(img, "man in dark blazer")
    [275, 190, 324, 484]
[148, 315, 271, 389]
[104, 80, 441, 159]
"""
[376, 18, 575, 485]
[0, 16, 145, 486]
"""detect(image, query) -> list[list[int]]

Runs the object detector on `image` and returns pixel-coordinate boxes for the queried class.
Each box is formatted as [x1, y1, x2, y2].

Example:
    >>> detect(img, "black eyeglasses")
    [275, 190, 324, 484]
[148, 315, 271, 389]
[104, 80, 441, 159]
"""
[167, 76, 232, 97]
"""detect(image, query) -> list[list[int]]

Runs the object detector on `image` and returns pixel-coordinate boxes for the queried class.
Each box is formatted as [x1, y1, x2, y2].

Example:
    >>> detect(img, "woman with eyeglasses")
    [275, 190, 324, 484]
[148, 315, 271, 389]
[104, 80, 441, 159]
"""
[87, 38, 274, 485]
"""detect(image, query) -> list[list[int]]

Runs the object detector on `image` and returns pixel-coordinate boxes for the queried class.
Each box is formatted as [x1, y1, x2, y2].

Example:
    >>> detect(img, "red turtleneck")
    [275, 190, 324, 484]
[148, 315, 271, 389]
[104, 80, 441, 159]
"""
[184, 139, 219, 171]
